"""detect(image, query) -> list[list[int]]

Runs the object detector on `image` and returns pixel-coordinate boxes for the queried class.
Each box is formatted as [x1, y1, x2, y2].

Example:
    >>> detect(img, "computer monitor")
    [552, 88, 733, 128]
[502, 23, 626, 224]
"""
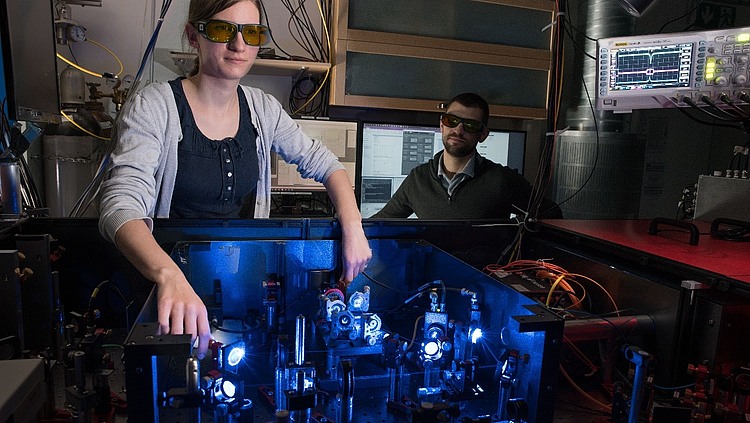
[271, 118, 358, 191]
[0, 0, 60, 123]
[358, 122, 525, 218]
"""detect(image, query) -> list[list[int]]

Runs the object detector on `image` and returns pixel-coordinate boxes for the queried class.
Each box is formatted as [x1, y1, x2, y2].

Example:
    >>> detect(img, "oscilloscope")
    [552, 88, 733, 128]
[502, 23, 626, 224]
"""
[597, 26, 750, 112]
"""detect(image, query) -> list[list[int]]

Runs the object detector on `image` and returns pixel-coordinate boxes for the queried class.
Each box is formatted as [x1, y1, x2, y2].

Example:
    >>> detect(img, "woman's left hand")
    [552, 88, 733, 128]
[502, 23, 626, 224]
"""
[340, 225, 372, 284]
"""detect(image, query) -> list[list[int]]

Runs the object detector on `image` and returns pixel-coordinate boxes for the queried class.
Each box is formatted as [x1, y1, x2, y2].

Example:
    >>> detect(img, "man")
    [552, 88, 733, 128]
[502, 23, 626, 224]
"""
[372, 93, 560, 219]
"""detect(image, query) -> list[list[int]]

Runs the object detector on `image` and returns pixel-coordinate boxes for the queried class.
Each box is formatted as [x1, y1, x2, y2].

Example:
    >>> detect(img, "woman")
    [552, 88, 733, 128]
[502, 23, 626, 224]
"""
[98, 0, 371, 359]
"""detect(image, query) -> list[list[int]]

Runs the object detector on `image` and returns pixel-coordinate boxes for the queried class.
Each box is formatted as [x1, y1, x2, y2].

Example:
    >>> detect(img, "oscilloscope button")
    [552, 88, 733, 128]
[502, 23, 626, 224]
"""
[728, 36, 737, 42]
[699, 47, 706, 52]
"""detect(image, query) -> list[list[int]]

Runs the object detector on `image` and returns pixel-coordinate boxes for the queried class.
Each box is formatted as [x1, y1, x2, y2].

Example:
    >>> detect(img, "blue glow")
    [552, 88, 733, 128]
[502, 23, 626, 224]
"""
[227, 346, 245, 367]
[221, 379, 236, 398]
[423, 341, 439, 356]
[470, 328, 483, 344]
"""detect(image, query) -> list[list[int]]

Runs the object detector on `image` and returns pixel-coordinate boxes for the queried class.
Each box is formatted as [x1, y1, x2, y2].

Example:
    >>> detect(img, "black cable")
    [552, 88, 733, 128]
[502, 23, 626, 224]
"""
[543, 71, 600, 215]
[68, 44, 79, 65]
[673, 102, 745, 130]
[699, 94, 748, 120]
[526, 1, 565, 223]
[682, 96, 744, 122]
[657, 0, 703, 33]
[362, 271, 413, 294]
[87, 280, 132, 329]
[285, 0, 323, 60]
[563, 23, 596, 61]
[719, 93, 750, 119]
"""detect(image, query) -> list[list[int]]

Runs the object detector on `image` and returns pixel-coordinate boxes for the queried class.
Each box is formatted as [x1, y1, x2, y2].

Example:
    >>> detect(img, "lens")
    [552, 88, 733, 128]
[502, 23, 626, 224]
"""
[241, 25, 269, 46]
[226, 346, 245, 367]
[462, 119, 483, 133]
[205, 20, 237, 43]
[441, 114, 461, 128]
[441, 114, 484, 133]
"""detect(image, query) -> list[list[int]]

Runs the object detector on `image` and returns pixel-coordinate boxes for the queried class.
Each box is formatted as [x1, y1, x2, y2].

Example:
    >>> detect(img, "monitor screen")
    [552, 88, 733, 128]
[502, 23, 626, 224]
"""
[0, 0, 60, 123]
[271, 118, 358, 191]
[607, 43, 692, 91]
[358, 122, 525, 218]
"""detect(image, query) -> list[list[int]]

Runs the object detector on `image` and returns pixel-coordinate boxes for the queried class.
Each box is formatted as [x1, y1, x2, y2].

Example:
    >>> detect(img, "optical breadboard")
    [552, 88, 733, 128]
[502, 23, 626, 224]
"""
[597, 26, 750, 112]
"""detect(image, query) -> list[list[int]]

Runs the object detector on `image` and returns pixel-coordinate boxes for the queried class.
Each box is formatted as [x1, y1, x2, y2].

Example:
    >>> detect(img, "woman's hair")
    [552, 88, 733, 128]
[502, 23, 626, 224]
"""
[187, 0, 263, 76]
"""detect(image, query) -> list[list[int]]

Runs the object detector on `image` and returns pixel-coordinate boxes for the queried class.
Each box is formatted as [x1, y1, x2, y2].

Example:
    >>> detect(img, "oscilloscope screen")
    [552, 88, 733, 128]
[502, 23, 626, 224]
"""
[608, 43, 693, 91]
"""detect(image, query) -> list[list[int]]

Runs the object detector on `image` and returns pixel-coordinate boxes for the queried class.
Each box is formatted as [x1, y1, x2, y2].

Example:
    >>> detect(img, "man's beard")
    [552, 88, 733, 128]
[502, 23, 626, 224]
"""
[443, 137, 474, 158]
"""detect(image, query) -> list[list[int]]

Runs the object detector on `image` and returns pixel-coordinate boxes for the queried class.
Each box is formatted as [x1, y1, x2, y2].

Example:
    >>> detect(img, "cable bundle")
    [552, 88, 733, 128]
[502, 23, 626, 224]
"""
[260, 0, 331, 116]
[69, 0, 174, 217]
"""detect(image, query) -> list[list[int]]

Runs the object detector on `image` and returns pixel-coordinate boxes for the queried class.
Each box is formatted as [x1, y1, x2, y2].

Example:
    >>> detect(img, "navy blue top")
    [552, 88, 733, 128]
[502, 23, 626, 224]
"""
[168, 78, 258, 219]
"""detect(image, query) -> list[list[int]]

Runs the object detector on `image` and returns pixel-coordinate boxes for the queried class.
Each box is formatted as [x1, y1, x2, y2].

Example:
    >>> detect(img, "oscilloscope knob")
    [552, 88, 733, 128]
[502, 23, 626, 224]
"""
[715, 75, 729, 86]
[737, 55, 749, 64]
[734, 74, 748, 85]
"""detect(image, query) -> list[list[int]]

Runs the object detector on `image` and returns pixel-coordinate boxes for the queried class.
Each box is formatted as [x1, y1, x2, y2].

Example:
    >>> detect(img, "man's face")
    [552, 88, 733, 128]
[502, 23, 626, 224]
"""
[440, 103, 489, 158]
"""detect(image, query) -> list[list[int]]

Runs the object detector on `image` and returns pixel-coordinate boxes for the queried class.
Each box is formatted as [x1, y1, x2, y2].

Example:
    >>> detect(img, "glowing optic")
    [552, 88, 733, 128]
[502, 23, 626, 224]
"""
[470, 328, 483, 344]
[221, 379, 236, 398]
[227, 347, 245, 367]
[739, 34, 750, 43]
[423, 341, 439, 356]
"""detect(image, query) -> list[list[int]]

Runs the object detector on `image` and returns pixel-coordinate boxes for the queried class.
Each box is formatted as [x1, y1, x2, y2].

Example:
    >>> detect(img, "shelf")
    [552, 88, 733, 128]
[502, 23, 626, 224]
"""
[169, 51, 330, 78]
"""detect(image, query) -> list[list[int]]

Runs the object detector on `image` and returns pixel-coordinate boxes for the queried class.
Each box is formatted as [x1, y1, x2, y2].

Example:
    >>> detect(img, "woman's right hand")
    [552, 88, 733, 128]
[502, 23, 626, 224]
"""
[155, 270, 212, 359]
[114, 219, 212, 359]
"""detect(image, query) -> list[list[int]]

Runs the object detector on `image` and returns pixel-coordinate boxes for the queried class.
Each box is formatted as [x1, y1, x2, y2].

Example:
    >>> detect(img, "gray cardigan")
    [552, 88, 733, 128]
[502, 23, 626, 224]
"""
[98, 81, 344, 243]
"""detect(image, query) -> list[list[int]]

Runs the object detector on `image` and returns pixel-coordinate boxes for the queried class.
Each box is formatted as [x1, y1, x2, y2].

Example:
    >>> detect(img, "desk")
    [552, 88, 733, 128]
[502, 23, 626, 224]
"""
[541, 219, 750, 284]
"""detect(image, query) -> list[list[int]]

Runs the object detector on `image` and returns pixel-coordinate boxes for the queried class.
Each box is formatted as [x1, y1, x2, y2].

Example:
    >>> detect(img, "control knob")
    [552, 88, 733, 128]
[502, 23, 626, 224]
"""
[715, 75, 729, 86]
[735, 74, 748, 85]
[737, 55, 749, 64]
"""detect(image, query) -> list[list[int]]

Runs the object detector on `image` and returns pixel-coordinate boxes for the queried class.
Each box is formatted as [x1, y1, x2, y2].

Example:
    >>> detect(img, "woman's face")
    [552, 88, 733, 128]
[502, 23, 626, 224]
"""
[188, 1, 261, 81]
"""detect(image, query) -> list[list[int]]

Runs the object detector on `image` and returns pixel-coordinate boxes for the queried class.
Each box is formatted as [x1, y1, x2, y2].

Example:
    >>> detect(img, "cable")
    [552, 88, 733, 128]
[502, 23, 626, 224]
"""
[362, 271, 413, 294]
[653, 383, 695, 391]
[560, 365, 612, 411]
[545, 274, 567, 307]
[699, 95, 747, 120]
[719, 93, 750, 118]
[87, 280, 131, 330]
[407, 315, 424, 351]
[290, 0, 331, 115]
[544, 70, 600, 215]
[682, 96, 742, 122]
[55, 38, 123, 78]
[59, 110, 109, 141]
[658, 0, 704, 34]
[259, 0, 297, 59]
[70, 0, 174, 217]
[85, 39, 124, 77]
[674, 105, 745, 130]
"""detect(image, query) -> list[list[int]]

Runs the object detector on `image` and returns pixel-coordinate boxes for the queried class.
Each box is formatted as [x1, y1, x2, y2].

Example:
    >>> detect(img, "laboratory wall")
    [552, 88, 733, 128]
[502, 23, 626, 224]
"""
[50, 0, 750, 221]
[64, 0, 322, 112]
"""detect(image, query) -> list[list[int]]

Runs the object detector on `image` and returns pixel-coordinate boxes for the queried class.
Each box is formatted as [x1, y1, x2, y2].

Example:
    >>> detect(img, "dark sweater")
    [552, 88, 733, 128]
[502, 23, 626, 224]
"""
[372, 151, 560, 219]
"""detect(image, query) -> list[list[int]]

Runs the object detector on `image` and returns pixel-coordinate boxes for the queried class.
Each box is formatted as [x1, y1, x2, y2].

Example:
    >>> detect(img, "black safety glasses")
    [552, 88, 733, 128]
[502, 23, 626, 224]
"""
[194, 19, 269, 46]
[440, 113, 486, 134]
